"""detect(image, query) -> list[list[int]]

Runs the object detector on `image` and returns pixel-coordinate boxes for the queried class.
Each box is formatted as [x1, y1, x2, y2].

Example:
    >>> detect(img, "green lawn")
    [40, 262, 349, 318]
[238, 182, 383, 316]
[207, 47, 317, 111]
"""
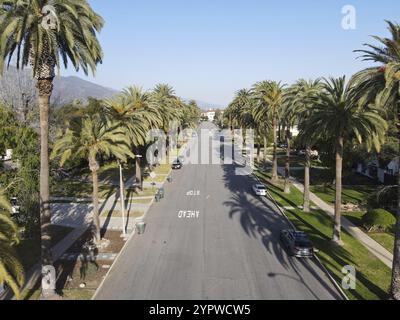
[275, 155, 321, 168]
[144, 175, 168, 183]
[130, 198, 153, 205]
[126, 187, 158, 198]
[101, 210, 144, 218]
[291, 168, 379, 186]
[98, 161, 133, 184]
[343, 211, 395, 253]
[369, 233, 395, 253]
[152, 164, 172, 175]
[61, 289, 96, 300]
[311, 185, 377, 206]
[51, 181, 116, 199]
[21, 287, 95, 301]
[256, 169, 392, 300]
[16, 225, 74, 272]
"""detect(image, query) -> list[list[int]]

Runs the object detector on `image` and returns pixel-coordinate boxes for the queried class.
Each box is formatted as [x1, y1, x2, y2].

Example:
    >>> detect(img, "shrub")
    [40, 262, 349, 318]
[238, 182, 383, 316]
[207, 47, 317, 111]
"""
[362, 209, 396, 232]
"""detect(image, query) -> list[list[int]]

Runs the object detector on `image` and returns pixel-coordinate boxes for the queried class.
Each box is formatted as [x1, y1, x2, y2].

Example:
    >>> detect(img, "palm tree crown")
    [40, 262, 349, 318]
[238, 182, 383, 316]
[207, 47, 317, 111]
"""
[302, 77, 387, 151]
[0, 0, 104, 77]
[301, 76, 387, 243]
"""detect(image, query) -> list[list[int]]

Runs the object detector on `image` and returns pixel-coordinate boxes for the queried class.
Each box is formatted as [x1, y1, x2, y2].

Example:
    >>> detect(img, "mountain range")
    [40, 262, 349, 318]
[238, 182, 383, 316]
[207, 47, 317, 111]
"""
[0, 66, 221, 110]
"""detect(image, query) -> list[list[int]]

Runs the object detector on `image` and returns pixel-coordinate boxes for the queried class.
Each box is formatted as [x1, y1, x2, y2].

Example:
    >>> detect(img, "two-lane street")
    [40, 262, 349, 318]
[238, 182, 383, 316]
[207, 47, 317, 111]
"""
[95, 123, 342, 300]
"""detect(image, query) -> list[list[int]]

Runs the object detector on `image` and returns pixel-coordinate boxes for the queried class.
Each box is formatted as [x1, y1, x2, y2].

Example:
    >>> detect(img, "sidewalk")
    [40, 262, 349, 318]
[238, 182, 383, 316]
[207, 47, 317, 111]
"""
[276, 167, 394, 269]
[12, 141, 182, 300]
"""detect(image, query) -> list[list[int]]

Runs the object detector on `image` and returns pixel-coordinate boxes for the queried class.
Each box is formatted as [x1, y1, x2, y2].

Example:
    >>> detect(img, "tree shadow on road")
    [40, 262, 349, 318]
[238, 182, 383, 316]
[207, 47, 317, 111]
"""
[221, 164, 294, 271]
[221, 163, 350, 300]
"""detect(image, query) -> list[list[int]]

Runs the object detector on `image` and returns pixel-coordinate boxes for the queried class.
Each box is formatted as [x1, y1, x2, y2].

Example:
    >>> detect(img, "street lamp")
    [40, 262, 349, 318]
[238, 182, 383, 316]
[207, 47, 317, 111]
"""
[118, 160, 127, 237]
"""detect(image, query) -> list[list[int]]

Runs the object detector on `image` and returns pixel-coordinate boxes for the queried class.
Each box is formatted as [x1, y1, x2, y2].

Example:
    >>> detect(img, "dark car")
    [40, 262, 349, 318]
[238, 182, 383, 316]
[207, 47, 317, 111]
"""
[280, 230, 314, 258]
[172, 159, 182, 170]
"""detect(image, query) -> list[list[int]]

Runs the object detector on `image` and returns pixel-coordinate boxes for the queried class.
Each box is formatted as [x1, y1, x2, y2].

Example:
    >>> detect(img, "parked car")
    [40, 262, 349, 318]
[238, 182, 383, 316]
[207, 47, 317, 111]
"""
[252, 184, 267, 196]
[172, 159, 183, 170]
[280, 230, 314, 258]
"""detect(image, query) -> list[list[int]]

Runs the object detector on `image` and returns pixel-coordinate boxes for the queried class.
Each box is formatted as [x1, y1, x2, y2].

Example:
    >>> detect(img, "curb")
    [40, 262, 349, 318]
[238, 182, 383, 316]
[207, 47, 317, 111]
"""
[252, 172, 349, 301]
[92, 165, 174, 300]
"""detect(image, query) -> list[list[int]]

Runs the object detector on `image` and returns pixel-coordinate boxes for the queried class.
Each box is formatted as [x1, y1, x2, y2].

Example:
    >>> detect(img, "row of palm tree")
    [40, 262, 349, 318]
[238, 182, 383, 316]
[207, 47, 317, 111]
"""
[51, 85, 201, 244]
[224, 21, 399, 299]
[352, 20, 400, 300]
[0, 0, 105, 298]
[0, 0, 201, 297]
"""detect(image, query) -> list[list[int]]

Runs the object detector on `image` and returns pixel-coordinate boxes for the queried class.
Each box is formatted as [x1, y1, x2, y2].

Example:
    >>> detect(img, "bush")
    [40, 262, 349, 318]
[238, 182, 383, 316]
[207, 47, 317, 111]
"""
[362, 209, 396, 232]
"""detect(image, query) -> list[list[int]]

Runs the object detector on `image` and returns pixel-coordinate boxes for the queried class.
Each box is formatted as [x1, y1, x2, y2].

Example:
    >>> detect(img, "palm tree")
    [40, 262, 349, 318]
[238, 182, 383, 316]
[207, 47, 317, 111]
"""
[0, 188, 24, 299]
[51, 114, 134, 243]
[152, 84, 181, 161]
[253, 81, 285, 182]
[104, 93, 156, 231]
[285, 79, 323, 210]
[300, 77, 387, 245]
[113, 87, 161, 193]
[353, 20, 400, 299]
[281, 88, 297, 194]
[0, 0, 103, 285]
[252, 82, 271, 164]
[226, 89, 254, 155]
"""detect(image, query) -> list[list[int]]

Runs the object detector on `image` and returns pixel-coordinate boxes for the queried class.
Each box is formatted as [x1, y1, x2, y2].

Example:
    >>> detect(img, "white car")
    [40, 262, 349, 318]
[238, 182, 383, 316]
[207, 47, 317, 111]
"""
[252, 184, 267, 196]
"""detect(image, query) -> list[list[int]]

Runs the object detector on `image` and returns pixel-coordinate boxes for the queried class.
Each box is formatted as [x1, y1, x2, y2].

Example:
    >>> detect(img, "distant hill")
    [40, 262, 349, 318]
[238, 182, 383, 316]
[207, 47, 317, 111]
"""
[0, 66, 118, 108]
[184, 99, 223, 110]
[52, 76, 118, 106]
[0, 66, 222, 111]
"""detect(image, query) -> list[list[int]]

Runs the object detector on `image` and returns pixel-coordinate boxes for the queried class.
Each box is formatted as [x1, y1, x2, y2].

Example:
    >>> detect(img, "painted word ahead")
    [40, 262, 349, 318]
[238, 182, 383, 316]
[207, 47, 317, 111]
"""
[178, 210, 200, 219]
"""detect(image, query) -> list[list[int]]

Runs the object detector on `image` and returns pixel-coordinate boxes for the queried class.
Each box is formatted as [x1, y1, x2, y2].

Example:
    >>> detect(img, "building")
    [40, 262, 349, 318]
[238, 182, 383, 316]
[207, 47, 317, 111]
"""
[356, 157, 399, 185]
[201, 109, 217, 122]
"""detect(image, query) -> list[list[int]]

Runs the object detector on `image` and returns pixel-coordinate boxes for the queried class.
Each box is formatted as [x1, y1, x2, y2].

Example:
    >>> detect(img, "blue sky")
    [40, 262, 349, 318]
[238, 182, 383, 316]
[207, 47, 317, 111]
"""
[63, 0, 400, 106]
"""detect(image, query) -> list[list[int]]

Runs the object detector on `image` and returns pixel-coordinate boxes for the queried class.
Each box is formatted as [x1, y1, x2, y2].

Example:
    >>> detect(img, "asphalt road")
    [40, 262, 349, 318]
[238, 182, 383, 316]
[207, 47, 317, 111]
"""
[95, 123, 342, 300]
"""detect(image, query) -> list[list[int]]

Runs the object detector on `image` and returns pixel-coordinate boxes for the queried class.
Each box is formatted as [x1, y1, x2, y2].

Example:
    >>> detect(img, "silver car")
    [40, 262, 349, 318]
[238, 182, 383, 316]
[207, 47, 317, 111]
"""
[280, 230, 314, 258]
[252, 184, 267, 196]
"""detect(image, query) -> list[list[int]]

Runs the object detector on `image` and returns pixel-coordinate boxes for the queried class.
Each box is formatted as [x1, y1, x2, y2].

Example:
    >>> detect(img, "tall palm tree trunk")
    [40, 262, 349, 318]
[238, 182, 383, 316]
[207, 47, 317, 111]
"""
[118, 161, 127, 235]
[263, 135, 268, 163]
[392, 167, 400, 300]
[284, 127, 291, 194]
[391, 109, 400, 300]
[89, 157, 101, 243]
[37, 79, 54, 296]
[256, 134, 261, 164]
[303, 145, 311, 213]
[135, 155, 142, 193]
[333, 133, 344, 245]
[272, 117, 278, 182]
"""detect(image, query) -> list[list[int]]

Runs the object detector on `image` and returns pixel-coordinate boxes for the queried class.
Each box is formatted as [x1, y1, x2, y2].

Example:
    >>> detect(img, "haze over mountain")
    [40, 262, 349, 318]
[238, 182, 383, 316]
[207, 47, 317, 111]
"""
[0, 66, 221, 110]
[0, 66, 118, 108]
[184, 99, 223, 111]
